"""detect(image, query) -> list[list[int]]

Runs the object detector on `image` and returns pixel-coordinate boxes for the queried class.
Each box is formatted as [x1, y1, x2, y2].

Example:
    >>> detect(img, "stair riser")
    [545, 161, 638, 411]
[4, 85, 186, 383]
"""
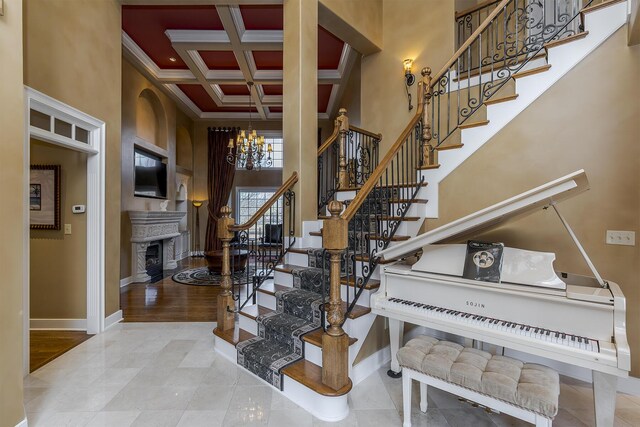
[271, 272, 373, 307]
[257, 292, 277, 310]
[449, 56, 548, 92]
[335, 190, 357, 202]
[286, 251, 310, 266]
[239, 314, 258, 336]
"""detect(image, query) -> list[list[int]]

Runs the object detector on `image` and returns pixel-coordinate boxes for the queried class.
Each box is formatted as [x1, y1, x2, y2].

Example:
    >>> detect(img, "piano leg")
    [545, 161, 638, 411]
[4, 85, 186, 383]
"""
[388, 318, 404, 378]
[593, 370, 618, 427]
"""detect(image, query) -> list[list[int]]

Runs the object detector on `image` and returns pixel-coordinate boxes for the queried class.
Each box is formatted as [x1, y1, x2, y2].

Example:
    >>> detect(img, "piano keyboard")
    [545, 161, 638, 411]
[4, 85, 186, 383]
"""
[381, 298, 601, 353]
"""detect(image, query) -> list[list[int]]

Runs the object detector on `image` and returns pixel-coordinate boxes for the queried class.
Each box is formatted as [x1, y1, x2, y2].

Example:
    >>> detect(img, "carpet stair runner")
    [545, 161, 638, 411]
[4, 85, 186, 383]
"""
[237, 250, 331, 389]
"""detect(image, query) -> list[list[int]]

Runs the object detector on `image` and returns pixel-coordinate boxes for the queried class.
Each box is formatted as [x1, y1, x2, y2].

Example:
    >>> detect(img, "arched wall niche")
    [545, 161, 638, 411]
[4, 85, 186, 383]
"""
[136, 88, 168, 150]
[176, 125, 193, 170]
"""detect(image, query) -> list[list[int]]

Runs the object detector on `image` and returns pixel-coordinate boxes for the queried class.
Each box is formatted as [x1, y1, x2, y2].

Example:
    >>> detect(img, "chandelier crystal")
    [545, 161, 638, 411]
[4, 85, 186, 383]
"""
[226, 81, 272, 170]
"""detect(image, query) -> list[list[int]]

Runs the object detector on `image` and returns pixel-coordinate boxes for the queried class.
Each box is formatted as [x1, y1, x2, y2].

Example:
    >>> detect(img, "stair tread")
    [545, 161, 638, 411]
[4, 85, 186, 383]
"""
[257, 282, 291, 296]
[417, 164, 440, 170]
[213, 324, 256, 346]
[459, 120, 489, 130]
[336, 182, 428, 192]
[581, 0, 625, 14]
[485, 94, 519, 106]
[282, 359, 352, 397]
[436, 143, 464, 151]
[239, 305, 273, 320]
[513, 64, 552, 79]
[289, 247, 312, 255]
[340, 276, 381, 290]
[544, 31, 589, 49]
[303, 328, 357, 347]
[353, 253, 399, 264]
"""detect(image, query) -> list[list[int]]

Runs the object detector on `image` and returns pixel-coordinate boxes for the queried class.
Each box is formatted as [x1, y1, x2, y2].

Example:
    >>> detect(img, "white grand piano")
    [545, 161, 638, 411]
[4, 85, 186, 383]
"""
[373, 170, 630, 427]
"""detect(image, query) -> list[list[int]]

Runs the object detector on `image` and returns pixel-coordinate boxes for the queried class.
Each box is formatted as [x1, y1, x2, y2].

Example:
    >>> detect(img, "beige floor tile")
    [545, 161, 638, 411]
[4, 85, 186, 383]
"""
[177, 410, 226, 427]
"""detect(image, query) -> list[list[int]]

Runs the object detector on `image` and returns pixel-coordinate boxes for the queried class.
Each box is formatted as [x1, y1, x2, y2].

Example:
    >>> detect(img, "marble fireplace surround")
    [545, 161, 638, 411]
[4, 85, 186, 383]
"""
[129, 210, 186, 283]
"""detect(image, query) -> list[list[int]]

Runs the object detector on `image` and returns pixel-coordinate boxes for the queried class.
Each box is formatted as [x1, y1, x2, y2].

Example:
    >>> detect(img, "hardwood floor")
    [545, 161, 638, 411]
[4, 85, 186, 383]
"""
[120, 257, 221, 322]
[30, 330, 93, 372]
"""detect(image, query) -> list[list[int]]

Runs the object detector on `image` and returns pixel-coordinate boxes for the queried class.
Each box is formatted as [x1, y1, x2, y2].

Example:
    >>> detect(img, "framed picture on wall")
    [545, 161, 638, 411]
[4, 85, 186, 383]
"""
[30, 165, 61, 230]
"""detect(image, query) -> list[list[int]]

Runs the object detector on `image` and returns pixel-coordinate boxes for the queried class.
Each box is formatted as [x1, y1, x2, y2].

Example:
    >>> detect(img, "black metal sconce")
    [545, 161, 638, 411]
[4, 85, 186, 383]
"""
[404, 59, 415, 111]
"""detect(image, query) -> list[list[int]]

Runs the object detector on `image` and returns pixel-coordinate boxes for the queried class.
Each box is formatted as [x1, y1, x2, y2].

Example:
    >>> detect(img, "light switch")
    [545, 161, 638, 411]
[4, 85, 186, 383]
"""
[606, 230, 635, 246]
[64, 224, 72, 235]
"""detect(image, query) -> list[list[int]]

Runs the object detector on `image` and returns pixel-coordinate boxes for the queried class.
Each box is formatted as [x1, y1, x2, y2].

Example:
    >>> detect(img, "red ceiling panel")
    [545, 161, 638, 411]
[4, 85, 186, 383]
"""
[318, 84, 333, 113]
[199, 51, 240, 70]
[219, 85, 250, 96]
[318, 26, 344, 70]
[269, 107, 283, 113]
[123, 6, 224, 69]
[252, 51, 283, 70]
[178, 84, 257, 113]
[239, 5, 283, 30]
[262, 85, 283, 96]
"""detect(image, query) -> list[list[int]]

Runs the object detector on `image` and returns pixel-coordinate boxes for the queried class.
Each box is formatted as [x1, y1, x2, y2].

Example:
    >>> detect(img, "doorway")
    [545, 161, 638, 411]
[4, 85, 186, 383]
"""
[23, 88, 106, 375]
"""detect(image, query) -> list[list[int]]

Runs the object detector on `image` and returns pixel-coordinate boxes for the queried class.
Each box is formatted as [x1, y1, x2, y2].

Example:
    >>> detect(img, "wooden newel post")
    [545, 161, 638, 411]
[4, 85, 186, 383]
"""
[337, 108, 350, 189]
[322, 200, 350, 390]
[217, 205, 236, 331]
[421, 67, 437, 166]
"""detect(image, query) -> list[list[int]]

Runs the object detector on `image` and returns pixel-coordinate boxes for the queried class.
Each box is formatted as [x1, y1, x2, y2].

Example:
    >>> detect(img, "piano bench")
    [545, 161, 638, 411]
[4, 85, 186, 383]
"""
[397, 336, 559, 427]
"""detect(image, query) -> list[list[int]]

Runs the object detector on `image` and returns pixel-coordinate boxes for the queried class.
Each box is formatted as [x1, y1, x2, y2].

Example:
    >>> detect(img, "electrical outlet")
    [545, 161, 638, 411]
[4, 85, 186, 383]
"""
[64, 224, 72, 235]
[606, 230, 635, 246]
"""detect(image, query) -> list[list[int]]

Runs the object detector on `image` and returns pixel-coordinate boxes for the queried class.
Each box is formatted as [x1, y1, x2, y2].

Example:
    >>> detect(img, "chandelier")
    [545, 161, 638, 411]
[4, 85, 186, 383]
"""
[226, 81, 272, 170]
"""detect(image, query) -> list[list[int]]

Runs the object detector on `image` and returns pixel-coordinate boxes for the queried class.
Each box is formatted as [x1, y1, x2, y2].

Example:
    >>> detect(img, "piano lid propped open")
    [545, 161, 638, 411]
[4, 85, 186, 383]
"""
[377, 170, 589, 261]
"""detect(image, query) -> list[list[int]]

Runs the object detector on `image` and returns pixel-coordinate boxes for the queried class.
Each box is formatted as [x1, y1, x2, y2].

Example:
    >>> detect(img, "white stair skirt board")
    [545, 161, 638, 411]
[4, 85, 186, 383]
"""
[421, 1, 628, 219]
[15, 418, 28, 427]
[213, 335, 350, 422]
[350, 345, 392, 387]
[105, 310, 123, 330]
[30, 318, 86, 330]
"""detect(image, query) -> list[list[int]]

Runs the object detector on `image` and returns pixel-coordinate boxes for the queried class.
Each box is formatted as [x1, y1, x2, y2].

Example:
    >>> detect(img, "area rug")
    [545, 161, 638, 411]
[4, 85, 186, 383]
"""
[172, 266, 258, 286]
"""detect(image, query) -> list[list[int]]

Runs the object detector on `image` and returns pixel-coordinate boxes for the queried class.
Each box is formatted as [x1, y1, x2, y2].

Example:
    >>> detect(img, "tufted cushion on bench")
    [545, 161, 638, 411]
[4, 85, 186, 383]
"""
[397, 335, 559, 418]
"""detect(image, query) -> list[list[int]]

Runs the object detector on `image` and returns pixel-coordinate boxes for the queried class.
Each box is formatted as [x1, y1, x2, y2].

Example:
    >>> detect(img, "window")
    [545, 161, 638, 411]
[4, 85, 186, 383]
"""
[236, 133, 283, 169]
[236, 188, 284, 239]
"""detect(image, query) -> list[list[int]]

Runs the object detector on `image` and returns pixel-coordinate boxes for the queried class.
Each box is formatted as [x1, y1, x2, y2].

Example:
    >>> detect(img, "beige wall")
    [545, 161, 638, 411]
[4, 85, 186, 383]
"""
[425, 28, 640, 375]
[0, 0, 25, 424]
[120, 58, 195, 279]
[318, 0, 382, 55]
[30, 142, 88, 319]
[24, 0, 122, 316]
[360, 0, 455, 154]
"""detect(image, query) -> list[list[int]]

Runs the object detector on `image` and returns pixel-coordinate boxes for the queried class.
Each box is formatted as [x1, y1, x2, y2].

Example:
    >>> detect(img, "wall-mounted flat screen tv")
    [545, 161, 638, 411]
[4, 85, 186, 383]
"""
[134, 148, 167, 199]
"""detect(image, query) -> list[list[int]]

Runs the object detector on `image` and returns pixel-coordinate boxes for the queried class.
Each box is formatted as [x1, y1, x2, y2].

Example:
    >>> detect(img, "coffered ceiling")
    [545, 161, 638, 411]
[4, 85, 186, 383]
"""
[122, 4, 358, 120]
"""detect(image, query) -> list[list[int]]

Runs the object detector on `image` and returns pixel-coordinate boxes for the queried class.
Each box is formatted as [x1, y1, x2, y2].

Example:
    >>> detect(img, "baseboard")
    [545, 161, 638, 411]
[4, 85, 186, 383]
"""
[15, 417, 28, 427]
[30, 318, 86, 330]
[351, 345, 391, 386]
[119, 276, 134, 288]
[105, 310, 123, 330]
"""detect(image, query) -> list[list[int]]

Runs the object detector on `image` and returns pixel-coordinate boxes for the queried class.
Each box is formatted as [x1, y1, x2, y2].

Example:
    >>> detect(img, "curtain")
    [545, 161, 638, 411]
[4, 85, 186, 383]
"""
[204, 127, 238, 252]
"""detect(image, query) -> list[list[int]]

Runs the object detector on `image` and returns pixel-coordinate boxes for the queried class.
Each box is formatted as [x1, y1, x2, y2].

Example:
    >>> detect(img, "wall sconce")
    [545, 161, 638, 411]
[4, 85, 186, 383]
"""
[403, 59, 416, 111]
[192, 200, 204, 256]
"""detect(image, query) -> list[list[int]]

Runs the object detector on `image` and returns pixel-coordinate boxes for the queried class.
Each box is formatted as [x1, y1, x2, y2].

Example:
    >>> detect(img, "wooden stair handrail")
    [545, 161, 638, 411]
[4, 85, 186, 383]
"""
[433, 0, 510, 86]
[348, 125, 382, 140]
[229, 171, 299, 232]
[341, 83, 425, 222]
[317, 120, 340, 156]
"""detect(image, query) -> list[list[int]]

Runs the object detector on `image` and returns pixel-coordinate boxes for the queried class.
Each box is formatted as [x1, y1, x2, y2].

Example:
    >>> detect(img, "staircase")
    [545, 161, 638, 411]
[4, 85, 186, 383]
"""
[212, 0, 629, 422]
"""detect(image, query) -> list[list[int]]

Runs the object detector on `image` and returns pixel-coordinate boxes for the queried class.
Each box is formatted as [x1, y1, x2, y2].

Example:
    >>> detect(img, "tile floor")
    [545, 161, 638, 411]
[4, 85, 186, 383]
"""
[24, 322, 640, 427]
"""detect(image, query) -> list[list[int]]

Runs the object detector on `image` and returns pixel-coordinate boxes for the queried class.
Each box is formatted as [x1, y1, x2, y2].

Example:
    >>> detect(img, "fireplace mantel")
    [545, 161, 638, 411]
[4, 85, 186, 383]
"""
[128, 210, 187, 282]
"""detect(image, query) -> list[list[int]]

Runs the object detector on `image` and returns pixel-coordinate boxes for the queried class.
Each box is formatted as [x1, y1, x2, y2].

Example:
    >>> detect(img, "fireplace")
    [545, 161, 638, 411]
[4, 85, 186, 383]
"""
[145, 241, 164, 283]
